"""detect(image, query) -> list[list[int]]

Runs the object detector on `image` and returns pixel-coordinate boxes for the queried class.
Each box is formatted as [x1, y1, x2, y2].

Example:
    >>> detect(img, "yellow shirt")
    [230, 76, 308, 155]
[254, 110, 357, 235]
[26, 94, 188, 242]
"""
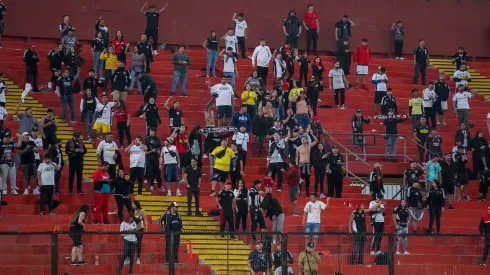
[241, 90, 257, 105]
[100, 52, 118, 70]
[289, 88, 304, 101]
[409, 97, 423, 115]
[211, 146, 235, 172]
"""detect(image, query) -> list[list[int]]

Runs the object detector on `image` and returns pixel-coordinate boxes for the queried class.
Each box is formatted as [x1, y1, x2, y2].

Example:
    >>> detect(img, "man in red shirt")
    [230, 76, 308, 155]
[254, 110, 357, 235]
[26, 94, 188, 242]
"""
[287, 160, 301, 216]
[172, 125, 190, 181]
[353, 38, 372, 90]
[93, 161, 111, 224]
[303, 4, 319, 55]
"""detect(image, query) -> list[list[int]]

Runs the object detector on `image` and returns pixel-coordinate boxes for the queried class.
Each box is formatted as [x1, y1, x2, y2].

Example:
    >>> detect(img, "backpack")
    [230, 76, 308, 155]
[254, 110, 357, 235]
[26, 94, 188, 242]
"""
[374, 252, 388, 265]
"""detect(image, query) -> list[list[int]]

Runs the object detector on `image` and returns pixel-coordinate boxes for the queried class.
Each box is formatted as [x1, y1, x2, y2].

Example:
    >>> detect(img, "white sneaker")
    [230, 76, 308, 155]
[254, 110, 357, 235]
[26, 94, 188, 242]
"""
[176, 190, 182, 197]
[167, 190, 172, 197]
[370, 251, 375, 255]
[47, 82, 53, 89]
[149, 186, 154, 192]
[376, 250, 382, 255]
[23, 189, 29, 195]
[136, 258, 141, 265]
[11, 190, 18, 195]
[320, 194, 326, 199]
[33, 188, 41, 195]
[1, 190, 6, 195]
[202, 154, 208, 159]
[144, 180, 148, 184]
[403, 251, 410, 255]
[400, 57, 405, 60]
[395, 251, 401, 255]
[395, 57, 400, 60]
[158, 187, 166, 192]
[153, 50, 159, 55]
[124, 258, 130, 265]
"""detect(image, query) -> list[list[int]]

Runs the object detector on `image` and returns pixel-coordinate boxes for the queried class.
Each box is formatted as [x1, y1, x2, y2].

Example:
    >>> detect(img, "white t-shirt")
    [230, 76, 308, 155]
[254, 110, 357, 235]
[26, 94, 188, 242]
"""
[30, 136, 43, 160]
[328, 68, 346, 90]
[303, 200, 327, 223]
[96, 140, 118, 165]
[369, 201, 385, 223]
[453, 70, 471, 87]
[0, 81, 7, 103]
[129, 145, 146, 168]
[95, 102, 115, 125]
[211, 84, 234, 106]
[422, 88, 437, 108]
[487, 112, 490, 120]
[162, 145, 178, 164]
[0, 106, 7, 120]
[120, 221, 137, 243]
[274, 59, 286, 78]
[223, 55, 236, 73]
[453, 91, 472, 110]
[252, 45, 272, 67]
[372, 72, 388, 92]
[233, 132, 249, 152]
[234, 19, 248, 37]
[224, 35, 238, 52]
[37, 162, 56, 186]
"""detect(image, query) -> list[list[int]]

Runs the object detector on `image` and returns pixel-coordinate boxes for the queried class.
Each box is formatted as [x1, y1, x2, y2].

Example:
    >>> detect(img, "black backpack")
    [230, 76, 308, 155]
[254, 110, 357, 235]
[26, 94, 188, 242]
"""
[374, 252, 388, 265]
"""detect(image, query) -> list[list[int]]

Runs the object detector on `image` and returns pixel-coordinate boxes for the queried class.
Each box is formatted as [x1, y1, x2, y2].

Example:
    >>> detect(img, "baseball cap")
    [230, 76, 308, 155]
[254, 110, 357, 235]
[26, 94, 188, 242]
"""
[170, 202, 179, 208]
[306, 242, 315, 248]
[30, 45, 36, 49]
[21, 132, 30, 137]
[356, 109, 362, 113]
[312, 115, 319, 121]
[165, 137, 174, 143]
[73, 131, 80, 137]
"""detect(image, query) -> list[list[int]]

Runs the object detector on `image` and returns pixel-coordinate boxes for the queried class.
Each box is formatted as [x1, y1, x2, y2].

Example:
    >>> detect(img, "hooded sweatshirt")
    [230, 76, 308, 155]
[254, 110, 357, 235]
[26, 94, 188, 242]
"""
[283, 11, 301, 35]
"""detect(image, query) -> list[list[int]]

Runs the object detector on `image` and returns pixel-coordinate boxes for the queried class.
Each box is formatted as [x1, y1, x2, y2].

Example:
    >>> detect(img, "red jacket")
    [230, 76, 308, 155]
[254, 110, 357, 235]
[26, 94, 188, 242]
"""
[287, 166, 300, 187]
[353, 45, 372, 65]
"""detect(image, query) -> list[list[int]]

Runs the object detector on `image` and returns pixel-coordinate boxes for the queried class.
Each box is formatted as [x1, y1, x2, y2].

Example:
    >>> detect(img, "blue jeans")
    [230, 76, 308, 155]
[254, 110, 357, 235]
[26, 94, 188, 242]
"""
[411, 114, 422, 129]
[61, 95, 75, 121]
[171, 70, 187, 95]
[129, 67, 143, 92]
[224, 72, 236, 86]
[209, 154, 215, 179]
[206, 50, 218, 76]
[85, 110, 94, 138]
[385, 136, 398, 159]
[296, 114, 311, 128]
[305, 222, 320, 239]
[274, 108, 280, 120]
[93, 51, 103, 78]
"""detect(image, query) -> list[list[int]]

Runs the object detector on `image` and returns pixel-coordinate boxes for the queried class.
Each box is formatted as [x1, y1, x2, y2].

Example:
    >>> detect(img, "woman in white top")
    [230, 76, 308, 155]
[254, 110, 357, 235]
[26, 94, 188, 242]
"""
[117, 213, 138, 275]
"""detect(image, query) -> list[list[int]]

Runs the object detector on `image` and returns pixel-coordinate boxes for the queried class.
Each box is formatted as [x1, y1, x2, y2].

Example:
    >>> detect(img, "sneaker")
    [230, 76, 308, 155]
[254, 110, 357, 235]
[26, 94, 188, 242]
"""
[210, 190, 216, 197]
[181, 93, 188, 97]
[395, 57, 400, 60]
[175, 261, 183, 265]
[291, 213, 298, 216]
[136, 258, 141, 265]
[447, 205, 456, 210]
[202, 154, 208, 159]
[231, 236, 239, 241]
[465, 196, 471, 201]
[403, 251, 410, 255]
[124, 258, 130, 265]
[219, 236, 225, 240]
[11, 190, 18, 195]
[370, 251, 375, 255]
[103, 220, 111, 224]
[395, 251, 401, 255]
[55, 191, 62, 195]
[376, 250, 382, 255]
[400, 57, 405, 60]
[176, 190, 182, 197]
[33, 188, 40, 195]
[39, 212, 44, 216]
[93, 220, 99, 225]
[71, 260, 78, 266]
[78, 191, 84, 195]
[77, 260, 87, 265]
[86, 138, 93, 144]
[71, 120, 76, 123]
[158, 187, 166, 192]
[50, 212, 56, 216]
[153, 50, 159, 55]
[0, 45, 4, 49]
[481, 263, 487, 267]
[320, 193, 326, 199]
[97, 135, 103, 140]
[277, 188, 282, 193]
[1, 190, 6, 195]
[167, 190, 172, 197]
[195, 212, 204, 217]
[149, 186, 154, 192]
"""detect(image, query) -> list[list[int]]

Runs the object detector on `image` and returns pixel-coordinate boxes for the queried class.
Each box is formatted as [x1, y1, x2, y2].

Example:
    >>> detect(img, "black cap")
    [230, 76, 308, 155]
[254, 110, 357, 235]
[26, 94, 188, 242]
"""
[306, 242, 315, 248]
[343, 14, 349, 18]
[376, 194, 384, 199]
[388, 109, 395, 113]
[73, 131, 80, 137]
[356, 109, 362, 113]
[457, 145, 465, 150]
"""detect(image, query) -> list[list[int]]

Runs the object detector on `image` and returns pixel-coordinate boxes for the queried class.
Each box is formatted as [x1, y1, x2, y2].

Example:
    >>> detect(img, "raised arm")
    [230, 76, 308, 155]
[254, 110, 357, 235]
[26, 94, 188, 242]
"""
[140, 2, 148, 14]
[159, 2, 169, 13]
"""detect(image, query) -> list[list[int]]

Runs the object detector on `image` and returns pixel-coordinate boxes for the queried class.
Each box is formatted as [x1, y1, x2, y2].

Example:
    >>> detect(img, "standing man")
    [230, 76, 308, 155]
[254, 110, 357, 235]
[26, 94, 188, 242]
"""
[335, 15, 355, 51]
[303, 194, 329, 247]
[434, 73, 450, 126]
[369, 195, 385, 255]
[210, 138, 234, 197]
[160, 202, 183, 265]
[92, 93, 115, 140]
[298, 242, 321, 275]
[145, 128, 164, 192]
[93, 161, 111, 224]
[326, 145, 345, 198]
[18, 132, 39, 195]
[0, 132, 17, 195]
[65, 131, 87, 195]
[283, 10, 302, 56]
[413, 39, 430, 85]
[248, 240, 270, 275]
[125, 137, 147, 196]
[328, 61, 349, 109]
[422, 82, 437, 128]
[209, 76, 234, 127]
[0, 0, 6, 48]
[303, 4, 320, 55]
[164, 97, 184, 133]
[352, 109, 370, 161]
[217, 182, 238, 240]
[232, 12, 248, 59]
[391, 21, 405, 60]
[111, 61, 130, 102]
[354, 39, 371, 90]
[23, 45, 40, 93]
[452, 84, 473, 128]
[170, 46, 191, 97]
[55, 69, 78, 123]
[349, 203, 367, 265]
[296, 132, 319, 196]
[219, 47, 238, 87]
[249, 179, 266, 242]
[96, 133, 119, 179]
[479, 206, 490, 266]
[453, 145, 470, 201]
[140, 2, 169, 55]
[37, 153, 60, 216]
[183, 158, 203, 216]
[136, 35, 154, 73]
[252, 39, 272, 85]
[160, 137, 180, 197]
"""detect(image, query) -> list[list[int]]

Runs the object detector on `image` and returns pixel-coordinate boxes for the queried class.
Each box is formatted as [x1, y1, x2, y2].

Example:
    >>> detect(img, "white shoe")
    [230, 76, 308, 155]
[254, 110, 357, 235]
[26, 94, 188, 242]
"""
[47, 82, 53, 89]
[370, 251, 375, 255]
[318, 99, 322, 102]
[400, 57, 405, 60]
[202, 154, 208, 159]
[124, 258, 130, 265]
[144, 180, 148, 184]
[23, 189, 29, 195]
[136, 258, 141, 265]
[395, 251, 401, 255]
[376, 250, 382, 255]
[176, 190, 182, 197]
[167, 190, 172, 197]
[395, 57, 400, 60]
[403, 251, 410, 255]
[1, 190, 6, 195]
[149, 186, 154, 192]
[320, 194, 326, 199]
[33, 188, 41, 195]
[153, 50, 159, 55]
[11, 190, 18, 195]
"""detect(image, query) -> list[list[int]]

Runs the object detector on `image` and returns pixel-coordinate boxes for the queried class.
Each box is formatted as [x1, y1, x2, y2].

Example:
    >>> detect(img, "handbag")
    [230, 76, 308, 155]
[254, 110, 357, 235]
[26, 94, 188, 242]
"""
[305, 252, 318, 275]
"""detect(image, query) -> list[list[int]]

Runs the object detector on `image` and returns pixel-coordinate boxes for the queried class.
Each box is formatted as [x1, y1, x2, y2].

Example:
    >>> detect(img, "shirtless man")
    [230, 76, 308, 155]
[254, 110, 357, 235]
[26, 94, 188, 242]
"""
[295, 91, 313, 128]
[296, 129, 318, 196]
[259, 93, 275, 129]
[204, 98, 216, 127]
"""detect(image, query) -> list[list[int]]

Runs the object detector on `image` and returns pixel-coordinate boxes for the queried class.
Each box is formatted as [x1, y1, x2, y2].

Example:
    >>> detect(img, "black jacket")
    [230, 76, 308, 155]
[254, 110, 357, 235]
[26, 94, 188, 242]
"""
[369, 171, 385, 193]
[139, 73, 158, 94]
[143, 103, 161, 126]
[112, 67, 131, 91]
[56, 76, 75, 96]
[262, 198, 283, 220]
[297, 57, 310, 72]
[49, 146, 64, 170]
[311, 148, 328, 168]
[65, 138, 87, 166]
[384, 116, 408, 135]
[352, 116, 370, 134]
[111, 176, 131, 196]
[272, 250, 294, 268]
[427, 187, 445, 207]
[47, 49, 64, 69]
[159, 211, 183, 233]
[252, 115, 268, 137]
[380, 95, 397, 115]
[407, 186, 423, 208]
[83, 77, 104, 98]
[23, 49, 40, 68]
[283, 13, 301, 34]
[137, 41, 154, 62]
[434, 80, 450, 102]
[471, 135, 488, 155]
[454, 129, 471, 148]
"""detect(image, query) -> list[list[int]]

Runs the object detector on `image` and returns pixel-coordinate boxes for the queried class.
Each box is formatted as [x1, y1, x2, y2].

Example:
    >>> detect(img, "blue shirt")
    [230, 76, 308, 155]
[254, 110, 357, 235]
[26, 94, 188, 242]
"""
[427, 161, 442, 181]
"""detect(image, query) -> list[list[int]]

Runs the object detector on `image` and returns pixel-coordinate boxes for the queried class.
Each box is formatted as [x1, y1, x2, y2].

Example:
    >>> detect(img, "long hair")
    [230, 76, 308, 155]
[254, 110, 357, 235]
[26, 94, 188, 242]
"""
[189, 125, 202, 143]
[133, 200, 142, 210]
[397, 199, 407, 209]
[71, 204, 89, 224]
[116, 30, 125, 41]
[432, 179, 441, 189]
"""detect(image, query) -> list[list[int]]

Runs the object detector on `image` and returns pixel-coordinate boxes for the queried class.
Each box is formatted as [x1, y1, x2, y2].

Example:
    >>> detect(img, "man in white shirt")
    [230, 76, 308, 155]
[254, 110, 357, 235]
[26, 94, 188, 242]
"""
[209, 76, 234, 127]
[125, 136, 147, 196]
[422, 81, 437, 127]
[232, 12, 248, 59]
[222, 28, 238, 57]
[30, 128, 43, 168]
[160, 137, 181, 197]
[328, 61, 349, 109]
[452, 64, 471, 91]
[371, 67, 388, 114]
[368, 195, 385, 255]
[96, 133, 119, 179]
[219, 47, 238, 87]
[37, 153, 60, 215]
[452, 84, 473, 127]
[93, 93, 114, 140]
[0, 74, 7, 106]
[302, 194, 330, 246]
[252, 39, 272, 85]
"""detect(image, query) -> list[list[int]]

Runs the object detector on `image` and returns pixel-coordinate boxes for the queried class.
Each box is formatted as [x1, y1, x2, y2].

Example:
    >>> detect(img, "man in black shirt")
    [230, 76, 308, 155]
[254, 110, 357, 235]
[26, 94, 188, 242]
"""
[248, 240, 270, 274]
[160, 202, 183, 265]
[440, 152, 456, 209]
[140, 2, 169, 55]
[283, 10, 302, 53]
[94, 17, 109, 47]
[111, 61, 131, 102]
[0, 133, 17, 195]
[65, 131, 87, 195]
[136, 35, 154, 73]
[59, 15, 74, 39]
[414, 116, 430, 163]
[479, 169, 490, 202]
[452, 47, 468, 71]
[0, 1, 6, 48]
[183, 158, 203, 216]
[434, 73, 450, 126]
[351, 109, 370, 161]
[145, 129, 163, 192]
[83, 69, 104, 98]
[164, 96, 184, 132]
[425, 127, 442, 161]
[56, 69, 78, 122]
[217, 182, 237, 240]
[403, 161, 423, 197]
[326, 145, 345, 198]
[349, 203, 367, 265]
[267, 120, 286, 140]
[453, 145, 470, 201]
[23, 45, 40, 92]
[229, 143, 244, 189]
[18, 132, 38, 195]
[383, 109, 408, 162]
[413, 39, 429, 85]
[407, 182, 423, 233]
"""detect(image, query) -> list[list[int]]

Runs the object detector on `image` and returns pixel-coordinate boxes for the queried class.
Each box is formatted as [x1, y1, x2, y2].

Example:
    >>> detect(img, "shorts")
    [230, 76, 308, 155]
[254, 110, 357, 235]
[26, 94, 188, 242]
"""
[179, 152, 190, 168]
[440, 101, 448, 110]
[69, 232, 83, 246]
[164, 164, 179, 183]
[352, 134, 365, 147]
[21, 163, 36, 178]
[112, 90, 128, 102]
[286, 34, 299, 48]
[374, 91, 387, 104]
[442, 181, 454, 195]
[304, 222, 320, 239]
[217, 106, 233, 119]
[455, 173, 468, 186]
[212, 168, 229, 183]
[288, 186, 299, 202]
[93, 122, 111, 134]
[356, 65, 368, 75]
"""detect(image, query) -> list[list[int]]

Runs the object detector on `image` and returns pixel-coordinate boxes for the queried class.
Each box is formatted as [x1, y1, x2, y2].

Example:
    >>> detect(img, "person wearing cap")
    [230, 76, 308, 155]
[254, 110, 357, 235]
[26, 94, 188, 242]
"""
[115, 212, 137, 275]
[272, 242, 294, 275]
[383, 109, 408, 162]
[306, 74, 322, 116]
[298, 241, 320, 275]
[18, 132, 39, 195]
[334, 14, 355, 52]
[422, 81, 437, 128]
[249, 179, 266, 242]
[434, 73, 450, 126]
[413, 39, 430, 85]
[380, 88, 397, 116]
[160, 137, 180, 197]
[40, 109, 58, 149]
[49, 138, 64, 195]
[326, 144, 345, 198]
[0, 130, 17, 195]
[328, 61, 349, 109]
[37, 153, 60, 216]
[393, 200, 410, 255]
[426, 179, 445, 234]
[453, 145, 470, 201]
[65, 131, 87, 195]
[217, 181, 238, 240]
[452, 82, 473, 128]
[283, 10, 302, 54]
[232, 105, 251, 133]
[92, 161, 111, 224]
[248, 240, 270, 275]
[337, 39, 352, 76]
[371, 65, 388, 112]
[23, 45, 40, 93]
[351, 109, 370, 160]
[479, 206, 490, 266]
[368, 194, 385, 255]
[349, 203, 367, 265]
[406, 182, 424, 234]
[159, 201, 183, 265]
[55, 69, 78, 123]
[93, 92, 115, 140]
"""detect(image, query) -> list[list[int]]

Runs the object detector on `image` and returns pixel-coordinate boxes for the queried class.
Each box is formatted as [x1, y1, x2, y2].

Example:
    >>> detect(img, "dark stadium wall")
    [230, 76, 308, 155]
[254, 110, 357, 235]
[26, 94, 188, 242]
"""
[4, 0, 490, 57]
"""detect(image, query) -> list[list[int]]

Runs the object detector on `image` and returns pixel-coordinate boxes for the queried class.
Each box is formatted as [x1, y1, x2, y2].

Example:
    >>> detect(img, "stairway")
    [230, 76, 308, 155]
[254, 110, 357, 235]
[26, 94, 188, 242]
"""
[431, 58, 490, 99]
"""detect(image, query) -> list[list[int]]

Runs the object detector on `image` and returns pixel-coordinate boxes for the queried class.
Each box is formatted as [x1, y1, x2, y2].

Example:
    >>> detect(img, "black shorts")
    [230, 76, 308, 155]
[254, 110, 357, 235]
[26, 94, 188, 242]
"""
[286, 34, 299, 48]
[374, 91, 387, 104]
[179, 152, 190, 168]
[0, 21, 4, 34]
[69, 232, 83, 246]
[212, 168, 229, 183]
[455, 173, 468, 186]
[217, 106, 233, 119]
[442, 182, 454, 195]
